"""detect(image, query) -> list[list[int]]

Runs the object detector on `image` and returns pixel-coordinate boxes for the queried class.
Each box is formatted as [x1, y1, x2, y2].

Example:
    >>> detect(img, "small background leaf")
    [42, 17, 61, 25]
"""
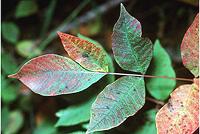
[2, 22, 20, 44]
[1, 53, 18, 75]
[16, 40, 41, 58]
[33, 120, 57, 134]
[87, 76, 145, 133]
[156, 83, 199, 134]
[2, 110, 24, 134]
[15, 0, 38, 18]
[71, 18, 102, 36]
[1, 82, 19, 104]
[181, 13, 199, 77]
[55, 97, 94, 127]
[146, 40, 176, 100]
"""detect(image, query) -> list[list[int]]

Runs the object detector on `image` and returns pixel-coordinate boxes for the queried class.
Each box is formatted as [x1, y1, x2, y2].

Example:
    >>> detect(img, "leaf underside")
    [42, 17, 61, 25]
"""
[181, 13, 199, 77]
[146, 40, 176, 101]
[112, 4, 153, 74]
[58, 32, 109, 72]
[87, 76, 145, 133]
[9, 54, 104, 96]
[156, 83, 199, 134]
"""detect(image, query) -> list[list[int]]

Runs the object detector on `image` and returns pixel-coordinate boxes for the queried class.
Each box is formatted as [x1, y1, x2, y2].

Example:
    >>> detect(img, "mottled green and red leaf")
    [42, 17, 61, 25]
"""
[181, 13, 199, 77]
[9, 54, 104, 96]
[87, 76, 145, 133]
[156, 81, 199, 134]
[112, 4, 153, 74]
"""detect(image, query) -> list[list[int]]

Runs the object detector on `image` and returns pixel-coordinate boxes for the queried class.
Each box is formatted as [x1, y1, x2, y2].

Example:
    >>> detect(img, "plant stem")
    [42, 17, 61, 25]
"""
[84, 71, 193, 82]
[146, 97, 165, 105]
[40, 0, 57, 39]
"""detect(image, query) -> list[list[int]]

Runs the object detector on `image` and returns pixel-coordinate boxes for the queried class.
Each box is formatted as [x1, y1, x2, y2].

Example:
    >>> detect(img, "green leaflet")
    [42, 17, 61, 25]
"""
[15, 0, 38, 18]
[16, 40, 41, 58]
[2, 110, 24, 134]
[2, 22, 20, 44]
[112, 4, 153, 74]
[1, 81, 19, 104]
[146, 40, 176, 100]
[1, 53, 18, 75]
[33, 120, 57, 134]
[87, 76, 145, 133]
[9, 54, 104, 96]
[78, 33, 115, 83]
[55, 97, 95, 127]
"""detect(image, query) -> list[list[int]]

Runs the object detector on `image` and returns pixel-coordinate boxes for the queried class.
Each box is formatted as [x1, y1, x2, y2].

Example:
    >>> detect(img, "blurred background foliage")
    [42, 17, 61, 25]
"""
[1, 0, 198, 134]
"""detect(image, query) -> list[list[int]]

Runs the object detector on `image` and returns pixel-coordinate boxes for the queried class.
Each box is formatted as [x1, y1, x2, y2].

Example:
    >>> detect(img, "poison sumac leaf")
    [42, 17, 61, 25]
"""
[156, 81, 199, 134]
[112, 4, 153, 74]
[87, 76, 145, 133]
[9, 54, 104, 96]
[58, 32, 109, 72]
[181, 13, 199, 77]
[146, 40, 176, 101]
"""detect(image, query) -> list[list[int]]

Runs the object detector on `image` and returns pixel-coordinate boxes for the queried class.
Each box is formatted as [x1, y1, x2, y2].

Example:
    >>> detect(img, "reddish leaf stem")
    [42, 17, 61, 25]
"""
[85, 72, 194, 82]
[146, 97, 165, 105]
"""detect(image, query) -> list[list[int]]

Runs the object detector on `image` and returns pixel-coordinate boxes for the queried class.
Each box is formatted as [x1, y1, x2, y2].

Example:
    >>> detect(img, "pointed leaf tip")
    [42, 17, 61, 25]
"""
[7, 54, 104, 96]
[112, 4, 152, 74]
[57, 31, 62, 36]
[120, 3, 124, 9]
[8, 73, 19, 79]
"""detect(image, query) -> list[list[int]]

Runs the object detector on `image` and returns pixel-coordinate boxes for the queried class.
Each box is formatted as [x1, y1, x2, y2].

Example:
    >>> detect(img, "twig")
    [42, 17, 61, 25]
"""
[39, 0, 92, 50]
[39, 0, 128, 50]
[82, 71, 193, 82]
[146, 97, 165, 105]
[40, 0, 57, 39]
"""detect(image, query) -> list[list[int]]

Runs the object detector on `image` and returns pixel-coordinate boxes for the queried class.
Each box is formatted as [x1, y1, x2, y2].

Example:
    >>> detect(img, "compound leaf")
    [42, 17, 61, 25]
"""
[181, 13, 199, 77]
[156, 82, 199, 134]
[55, 97, 95, 127]
[8, 54, 104, 96]
[112, 4, 153, 74]
[87, 76, 145, 133]
[146, 40, 176, 100]
[58, 32, 109, 72]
